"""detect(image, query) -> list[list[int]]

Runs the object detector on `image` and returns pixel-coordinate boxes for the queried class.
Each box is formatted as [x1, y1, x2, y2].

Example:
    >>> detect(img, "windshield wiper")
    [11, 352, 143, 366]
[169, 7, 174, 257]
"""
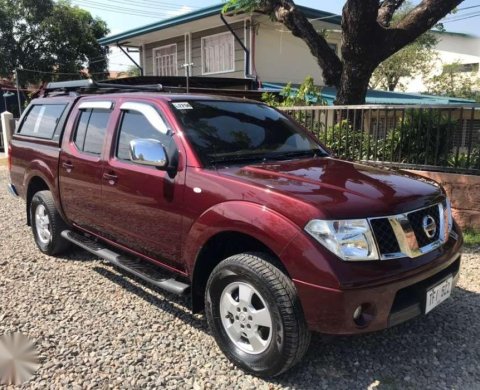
[209, 154, 268, 166]
[267, 149, 327, 161]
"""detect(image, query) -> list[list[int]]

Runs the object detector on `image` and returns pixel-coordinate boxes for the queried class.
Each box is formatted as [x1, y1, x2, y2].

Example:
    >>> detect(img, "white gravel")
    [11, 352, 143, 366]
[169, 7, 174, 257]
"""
[1, 165, 479, 389]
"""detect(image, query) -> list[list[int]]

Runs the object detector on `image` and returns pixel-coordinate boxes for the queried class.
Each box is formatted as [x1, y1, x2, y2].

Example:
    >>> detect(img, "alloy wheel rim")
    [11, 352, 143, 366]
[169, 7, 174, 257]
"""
[35, 205, 51, 244]
[219, 281, 273, 355]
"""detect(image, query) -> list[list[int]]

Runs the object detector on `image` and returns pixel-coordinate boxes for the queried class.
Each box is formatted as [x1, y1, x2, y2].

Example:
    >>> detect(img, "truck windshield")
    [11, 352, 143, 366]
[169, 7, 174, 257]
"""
[170, 100, 326, 166]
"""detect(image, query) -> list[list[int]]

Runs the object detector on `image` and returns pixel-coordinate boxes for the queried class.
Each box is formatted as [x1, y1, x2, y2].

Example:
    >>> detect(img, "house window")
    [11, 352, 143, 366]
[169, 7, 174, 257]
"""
[443, 63, 479, 73]
[153, 44, 177, 76]
[201, 32, 235, 75]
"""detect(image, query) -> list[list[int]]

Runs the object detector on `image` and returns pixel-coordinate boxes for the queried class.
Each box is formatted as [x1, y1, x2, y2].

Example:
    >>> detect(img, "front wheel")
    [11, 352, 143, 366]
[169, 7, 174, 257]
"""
[205, 253, 311, 377]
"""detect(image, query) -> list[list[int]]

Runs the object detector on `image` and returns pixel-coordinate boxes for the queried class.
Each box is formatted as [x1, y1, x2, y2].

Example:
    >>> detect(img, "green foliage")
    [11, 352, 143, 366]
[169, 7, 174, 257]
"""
[0, 0, 110, 84]
[448, 149, 480, 170]
[316, 120, 398, 162]
[223, 0, 267, 14]
[288, 108, 460, 168]
[425, 62, 480, 102]
[118, 65, 142, 78]
[463, 229, 480, 247]
[262, 76, 326, 107]
[320, 120, 374, 160]
[378, 109, 454, 166]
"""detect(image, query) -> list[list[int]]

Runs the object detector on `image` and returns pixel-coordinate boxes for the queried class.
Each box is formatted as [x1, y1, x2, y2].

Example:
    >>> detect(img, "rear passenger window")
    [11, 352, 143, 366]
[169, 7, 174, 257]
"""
[19, 104, 67, 139]
[73, 109, 110, 155]
[116, 111, 170, 160]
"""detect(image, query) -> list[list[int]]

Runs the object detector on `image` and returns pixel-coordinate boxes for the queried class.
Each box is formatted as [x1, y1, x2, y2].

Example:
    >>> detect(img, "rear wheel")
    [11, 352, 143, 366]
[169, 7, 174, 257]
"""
[31, 191, 70, 256]
[205, 253, 310, 377]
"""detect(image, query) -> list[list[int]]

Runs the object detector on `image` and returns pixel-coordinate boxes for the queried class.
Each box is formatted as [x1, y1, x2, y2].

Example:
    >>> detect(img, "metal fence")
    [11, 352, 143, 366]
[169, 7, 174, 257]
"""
[280, 105, 480, 175]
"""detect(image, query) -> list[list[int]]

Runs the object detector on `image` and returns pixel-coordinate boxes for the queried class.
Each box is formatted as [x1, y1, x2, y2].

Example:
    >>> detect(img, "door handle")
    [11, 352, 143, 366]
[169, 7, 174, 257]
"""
[103, 172, 118, 185]
[62, 161, 74, 172]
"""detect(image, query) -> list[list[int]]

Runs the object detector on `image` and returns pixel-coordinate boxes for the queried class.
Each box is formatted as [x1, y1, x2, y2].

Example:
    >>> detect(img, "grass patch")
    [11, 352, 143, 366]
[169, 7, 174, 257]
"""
[463, 229, 480, 247]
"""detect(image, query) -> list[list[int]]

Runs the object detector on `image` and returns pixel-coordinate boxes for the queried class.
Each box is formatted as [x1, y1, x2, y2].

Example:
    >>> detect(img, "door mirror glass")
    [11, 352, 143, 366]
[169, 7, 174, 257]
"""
[129, 139, 168, 168]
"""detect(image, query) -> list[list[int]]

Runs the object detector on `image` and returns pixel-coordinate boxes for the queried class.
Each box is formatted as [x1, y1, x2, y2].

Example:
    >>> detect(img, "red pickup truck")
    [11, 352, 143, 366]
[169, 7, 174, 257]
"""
[8, 80, 462, 377]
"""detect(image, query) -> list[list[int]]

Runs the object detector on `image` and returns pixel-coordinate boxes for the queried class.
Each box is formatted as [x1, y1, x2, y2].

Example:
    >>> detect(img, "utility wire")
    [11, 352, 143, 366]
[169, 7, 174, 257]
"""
[443, 12, 480, 23]
[72, 0, 189, 17]
[110, 0, 199, 7]
[443, 10, 480, 21]
[71, 4, 166, 18]
[101, 0, 196, 12]
[73, 0, 187, 11]
[457, 5, 480, 11]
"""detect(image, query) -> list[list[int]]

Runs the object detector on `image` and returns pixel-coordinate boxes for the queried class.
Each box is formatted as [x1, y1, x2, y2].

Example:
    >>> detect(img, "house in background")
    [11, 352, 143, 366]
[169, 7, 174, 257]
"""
[98, 4, 342, 86]
[98, 3, 478, 106]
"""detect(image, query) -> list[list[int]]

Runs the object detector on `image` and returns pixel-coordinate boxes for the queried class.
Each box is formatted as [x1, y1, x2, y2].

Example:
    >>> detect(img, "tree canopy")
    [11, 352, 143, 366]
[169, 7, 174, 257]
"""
[425, 62, 480, 102]
[0, 0, 109, 84]
[370, 2, 438, 92]
[225, 0, 463, 105]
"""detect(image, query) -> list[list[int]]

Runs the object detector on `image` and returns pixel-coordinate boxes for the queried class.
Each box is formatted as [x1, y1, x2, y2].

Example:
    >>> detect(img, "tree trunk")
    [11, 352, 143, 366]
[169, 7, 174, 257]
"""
[336, 62, 375, 105]
[336, 1, 380, 105]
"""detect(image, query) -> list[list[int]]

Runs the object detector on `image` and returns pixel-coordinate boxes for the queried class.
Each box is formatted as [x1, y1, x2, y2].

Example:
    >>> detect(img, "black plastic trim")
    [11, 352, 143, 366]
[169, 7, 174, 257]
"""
[61, 230, 189, 295]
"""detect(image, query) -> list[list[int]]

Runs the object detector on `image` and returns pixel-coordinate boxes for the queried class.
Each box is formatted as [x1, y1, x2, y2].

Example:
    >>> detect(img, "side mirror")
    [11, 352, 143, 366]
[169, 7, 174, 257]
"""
[129, 138, 168, 169]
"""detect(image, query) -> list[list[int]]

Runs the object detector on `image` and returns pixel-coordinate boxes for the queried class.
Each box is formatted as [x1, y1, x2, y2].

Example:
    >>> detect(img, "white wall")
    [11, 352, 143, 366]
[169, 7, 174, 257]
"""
[254, 19, 341, 85]
[403, 33, 480, 93]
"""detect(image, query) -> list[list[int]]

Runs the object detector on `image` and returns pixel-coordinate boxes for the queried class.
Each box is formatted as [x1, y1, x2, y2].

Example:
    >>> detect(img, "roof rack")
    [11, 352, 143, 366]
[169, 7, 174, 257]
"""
[44, 78, 163, 97]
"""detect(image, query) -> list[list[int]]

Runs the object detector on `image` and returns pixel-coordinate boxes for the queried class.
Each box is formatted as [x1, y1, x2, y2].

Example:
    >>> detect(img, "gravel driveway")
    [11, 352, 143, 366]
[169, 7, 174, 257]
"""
[1, 165, 479, 389]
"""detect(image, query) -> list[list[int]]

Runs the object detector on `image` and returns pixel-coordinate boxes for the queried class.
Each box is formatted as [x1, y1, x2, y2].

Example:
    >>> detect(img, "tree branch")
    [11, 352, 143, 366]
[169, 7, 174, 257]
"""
[377, 0, 405, 27]
[383, 0, 463, 60]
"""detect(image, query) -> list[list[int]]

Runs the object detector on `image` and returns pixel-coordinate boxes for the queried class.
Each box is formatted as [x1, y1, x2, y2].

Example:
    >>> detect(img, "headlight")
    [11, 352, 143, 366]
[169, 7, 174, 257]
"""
[305, 219, 379, 261]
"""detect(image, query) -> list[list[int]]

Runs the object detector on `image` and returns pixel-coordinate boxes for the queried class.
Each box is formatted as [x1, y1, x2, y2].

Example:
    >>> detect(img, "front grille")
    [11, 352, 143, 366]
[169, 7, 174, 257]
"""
[370, 202, 450, 260]
[370, 218, 400, 254]
[407, 205, 441, 247]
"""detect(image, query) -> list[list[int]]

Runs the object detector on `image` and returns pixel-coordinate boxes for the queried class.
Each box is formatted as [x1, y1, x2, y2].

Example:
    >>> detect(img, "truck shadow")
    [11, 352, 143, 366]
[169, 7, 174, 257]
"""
[91, 265, 209, 334]
[272, 286, 480, 389]
[70, 247, 479, 388]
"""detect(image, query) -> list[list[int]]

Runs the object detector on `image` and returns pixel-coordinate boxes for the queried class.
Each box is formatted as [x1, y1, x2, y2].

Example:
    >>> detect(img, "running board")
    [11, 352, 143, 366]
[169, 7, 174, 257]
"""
[61, 230, 189, 295]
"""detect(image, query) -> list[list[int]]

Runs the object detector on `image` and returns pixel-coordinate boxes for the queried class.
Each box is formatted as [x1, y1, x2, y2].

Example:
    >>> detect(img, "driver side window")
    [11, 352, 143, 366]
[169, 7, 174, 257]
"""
[116, 110, 170, 161]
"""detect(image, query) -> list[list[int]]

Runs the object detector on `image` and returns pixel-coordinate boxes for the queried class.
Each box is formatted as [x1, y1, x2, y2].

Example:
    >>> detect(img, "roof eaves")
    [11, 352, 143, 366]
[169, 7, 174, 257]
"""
[98, 3, 341, 46]
[431, 30, 477, 38]
[98, 4, 224, 45]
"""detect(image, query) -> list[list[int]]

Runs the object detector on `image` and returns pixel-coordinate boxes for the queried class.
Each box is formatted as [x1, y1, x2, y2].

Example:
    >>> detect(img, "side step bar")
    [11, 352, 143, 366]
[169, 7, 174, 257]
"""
[61, 230, 190, 295]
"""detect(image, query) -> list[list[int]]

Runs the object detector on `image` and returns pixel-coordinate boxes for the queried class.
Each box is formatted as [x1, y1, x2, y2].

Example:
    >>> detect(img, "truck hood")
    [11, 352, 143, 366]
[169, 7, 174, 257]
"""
[217, 157, 444, 219]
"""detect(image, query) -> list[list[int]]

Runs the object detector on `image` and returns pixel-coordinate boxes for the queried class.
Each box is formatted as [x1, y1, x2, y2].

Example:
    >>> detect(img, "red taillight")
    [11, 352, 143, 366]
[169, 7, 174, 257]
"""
[7, 144, 12, 171]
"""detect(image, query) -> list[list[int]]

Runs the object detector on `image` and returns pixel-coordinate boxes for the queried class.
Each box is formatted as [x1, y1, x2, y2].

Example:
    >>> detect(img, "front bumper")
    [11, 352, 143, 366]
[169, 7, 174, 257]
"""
[292, 237, 462, 335]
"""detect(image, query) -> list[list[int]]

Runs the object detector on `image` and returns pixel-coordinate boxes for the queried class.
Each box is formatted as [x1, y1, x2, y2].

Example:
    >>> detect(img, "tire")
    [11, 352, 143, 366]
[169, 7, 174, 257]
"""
[205, 253, 311, 377]
[30, 190, 71, 256]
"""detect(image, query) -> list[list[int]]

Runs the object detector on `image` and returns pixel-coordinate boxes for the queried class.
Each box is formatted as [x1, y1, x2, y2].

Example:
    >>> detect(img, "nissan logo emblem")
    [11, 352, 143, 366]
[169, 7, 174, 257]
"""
[422, 215, 437, 239]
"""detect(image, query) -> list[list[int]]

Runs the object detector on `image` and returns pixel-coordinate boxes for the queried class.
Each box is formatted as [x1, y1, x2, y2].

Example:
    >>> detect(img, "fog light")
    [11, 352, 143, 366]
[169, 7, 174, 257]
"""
[353, 305, 363, 321]
[352, 303, 376, 328]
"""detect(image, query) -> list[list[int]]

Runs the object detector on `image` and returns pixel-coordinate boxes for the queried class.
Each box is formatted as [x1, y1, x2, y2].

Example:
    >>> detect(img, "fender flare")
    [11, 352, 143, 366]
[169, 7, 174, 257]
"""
[183, 201, 303, 278]
[23, 159, 66, 222]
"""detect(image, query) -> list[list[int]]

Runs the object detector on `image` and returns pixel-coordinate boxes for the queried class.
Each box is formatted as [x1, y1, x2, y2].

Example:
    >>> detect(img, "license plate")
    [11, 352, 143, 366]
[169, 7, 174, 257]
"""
[425, 276, 453, 314]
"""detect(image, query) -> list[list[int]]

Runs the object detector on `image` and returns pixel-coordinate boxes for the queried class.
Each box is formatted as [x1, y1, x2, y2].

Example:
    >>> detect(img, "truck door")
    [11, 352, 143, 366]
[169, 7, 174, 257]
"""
[59, 101, 113, 234]
[100, 101, 185, 272]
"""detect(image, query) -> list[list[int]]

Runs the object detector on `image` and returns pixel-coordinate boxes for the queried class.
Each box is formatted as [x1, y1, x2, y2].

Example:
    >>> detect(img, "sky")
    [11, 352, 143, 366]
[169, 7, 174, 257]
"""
[68, 0, 480, 70]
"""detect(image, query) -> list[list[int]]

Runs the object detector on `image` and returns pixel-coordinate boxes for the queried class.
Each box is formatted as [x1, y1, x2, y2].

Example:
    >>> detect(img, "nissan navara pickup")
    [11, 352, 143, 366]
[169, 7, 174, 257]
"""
[7, 80, 463, 377]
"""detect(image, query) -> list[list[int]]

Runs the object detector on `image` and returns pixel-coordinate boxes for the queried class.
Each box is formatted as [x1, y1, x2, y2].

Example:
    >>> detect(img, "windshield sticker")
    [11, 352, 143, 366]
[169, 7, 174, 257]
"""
[173, 102, 193, 110]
